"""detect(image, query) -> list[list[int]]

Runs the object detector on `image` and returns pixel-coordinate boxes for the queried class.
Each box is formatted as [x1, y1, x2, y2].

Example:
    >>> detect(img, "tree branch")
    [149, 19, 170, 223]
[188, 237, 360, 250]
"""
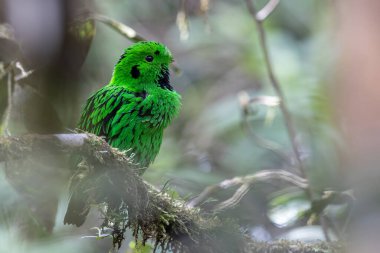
[78, 13, 181, 75]
[0, 134, 342, 253]
[187, 169, 308, 209]
[245, 0, 311, 198]
[1, 63, 14, 135]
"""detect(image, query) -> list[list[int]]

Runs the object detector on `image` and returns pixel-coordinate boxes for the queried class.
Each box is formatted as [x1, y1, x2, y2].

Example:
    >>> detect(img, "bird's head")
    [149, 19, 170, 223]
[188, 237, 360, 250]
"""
[110, 41, 174, 92]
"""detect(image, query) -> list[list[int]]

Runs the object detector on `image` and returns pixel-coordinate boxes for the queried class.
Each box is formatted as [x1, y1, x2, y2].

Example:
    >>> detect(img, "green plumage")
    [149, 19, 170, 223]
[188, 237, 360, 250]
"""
[64, 41, 181, 226]
[80, 41, 181, 167]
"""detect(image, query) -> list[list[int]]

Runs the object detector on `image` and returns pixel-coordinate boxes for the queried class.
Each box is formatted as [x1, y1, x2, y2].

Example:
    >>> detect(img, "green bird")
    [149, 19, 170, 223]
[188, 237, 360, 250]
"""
[64, 41, 181, 226]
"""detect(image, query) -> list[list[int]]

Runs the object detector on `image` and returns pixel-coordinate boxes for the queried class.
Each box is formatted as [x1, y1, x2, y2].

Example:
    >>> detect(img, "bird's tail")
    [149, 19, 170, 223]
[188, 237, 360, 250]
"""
[64, 187, 90, 227]
[64, 159, 91, 227]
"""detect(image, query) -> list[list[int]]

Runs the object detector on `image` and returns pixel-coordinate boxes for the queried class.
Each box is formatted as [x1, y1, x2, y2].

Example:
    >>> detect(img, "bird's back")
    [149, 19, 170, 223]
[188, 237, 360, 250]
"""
[78, 84, 181, 168]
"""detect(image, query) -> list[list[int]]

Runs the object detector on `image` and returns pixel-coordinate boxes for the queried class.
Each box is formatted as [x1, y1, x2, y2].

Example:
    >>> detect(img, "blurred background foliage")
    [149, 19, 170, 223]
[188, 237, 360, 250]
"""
[0, 0, 343, 252]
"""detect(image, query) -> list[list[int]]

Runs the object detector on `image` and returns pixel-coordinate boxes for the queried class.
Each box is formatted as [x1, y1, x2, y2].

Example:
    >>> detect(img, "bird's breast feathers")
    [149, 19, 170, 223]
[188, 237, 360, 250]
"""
[138, 88, 181, 129]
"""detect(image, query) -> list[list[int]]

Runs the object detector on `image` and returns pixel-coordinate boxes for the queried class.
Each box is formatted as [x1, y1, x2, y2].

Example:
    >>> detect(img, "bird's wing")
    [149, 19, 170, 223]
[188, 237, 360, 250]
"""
[65, 86, 139, 226]
[64, 172, 91, 226]
[78, 86, 138, 138]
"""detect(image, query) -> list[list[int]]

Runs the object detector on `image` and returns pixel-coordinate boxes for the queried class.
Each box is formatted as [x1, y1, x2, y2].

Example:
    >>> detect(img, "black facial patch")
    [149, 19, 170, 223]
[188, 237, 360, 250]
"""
[131, 65, 140, 79]
[154, 50, 160, 55]
[157, 67, 173, 91]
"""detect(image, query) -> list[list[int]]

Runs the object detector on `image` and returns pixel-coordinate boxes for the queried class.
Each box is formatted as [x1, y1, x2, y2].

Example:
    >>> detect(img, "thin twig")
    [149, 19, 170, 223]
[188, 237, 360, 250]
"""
[256, 0, 280, 21]
[2, 63, 14, 135]
[214, 183, 251, 212]
[200, 0, 211, 33]
[244, 0, 308, 184]
[320, 215, 332, 242]
[305, 190, 349, 241]
[177, 0, 189, 41]
[90, 13, 146, 43]
[242, 118, 290, 164]
[341, 190, 355, 234]
[322, 215, 342, 241]
[81, 13, 181, 74]
[187, 169, 308, 208]
[238, 92, 290, 163]
[0, 62, 12, 80]
[14, 62, 34, 82]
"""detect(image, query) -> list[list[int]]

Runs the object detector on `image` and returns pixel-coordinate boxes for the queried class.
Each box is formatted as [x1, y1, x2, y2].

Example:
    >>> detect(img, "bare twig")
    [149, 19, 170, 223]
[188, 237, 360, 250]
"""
[243, 119, 290, 162]
[238, 92, 290, 163]
[0, 62, 12, 80]
[80, 13, 181, 74]
[256, 0, 280, 21]
[2, 63, 14, 135]
[200, 0, 211, 33]
[304, 190, 352, 241]
[322, 215, 342, 241]
[1, 61, 34, 135]
[245, 0, 308, 184]
[320, 216, 332, 242]
[341, 190, 355, 234]
[14, 62, 34, 82]
[200, 0, 210, 15]
[187, 169, 308, 208]
[214, 183, 251, 212]
[243, 120, 290, 163]
[177, 0, 189, 41]
[90, 13, 145, 43]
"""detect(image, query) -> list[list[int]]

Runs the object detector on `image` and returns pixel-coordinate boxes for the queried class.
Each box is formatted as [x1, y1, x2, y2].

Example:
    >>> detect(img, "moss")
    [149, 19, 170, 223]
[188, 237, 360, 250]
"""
[0, 134, 343, 253]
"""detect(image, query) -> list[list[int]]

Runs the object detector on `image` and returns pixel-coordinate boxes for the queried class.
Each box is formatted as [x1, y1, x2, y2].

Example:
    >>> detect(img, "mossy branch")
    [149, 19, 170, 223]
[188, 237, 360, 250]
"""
[0, 134, 342, 253]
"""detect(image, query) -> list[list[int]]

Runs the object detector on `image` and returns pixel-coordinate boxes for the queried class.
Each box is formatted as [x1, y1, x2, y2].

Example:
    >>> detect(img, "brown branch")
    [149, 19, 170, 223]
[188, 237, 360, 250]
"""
[238, 92, 291, 163]
[89, 14, 146, 43]
[244, 0, 310, 193]
[0, 134, 342, 253]
[0, 134, 241, 252]
[187, 169, 308, 208]
[2, 64, 14, 135]
[76, 13, 181, 74]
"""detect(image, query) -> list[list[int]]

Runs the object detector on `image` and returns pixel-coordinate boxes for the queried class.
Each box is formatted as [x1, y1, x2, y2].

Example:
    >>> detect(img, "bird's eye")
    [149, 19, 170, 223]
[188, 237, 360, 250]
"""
[145, 55, 154, 62]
